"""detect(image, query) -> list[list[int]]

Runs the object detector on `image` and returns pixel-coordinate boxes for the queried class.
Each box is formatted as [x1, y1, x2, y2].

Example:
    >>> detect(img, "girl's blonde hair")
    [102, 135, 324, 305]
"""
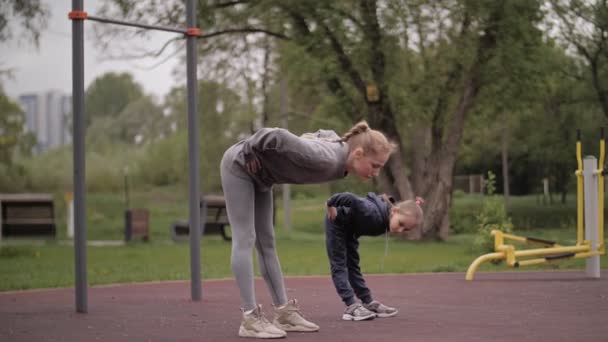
[380, 194, 424, 229]
[396, 200, 424, 226]
[340, 120, 397, 156]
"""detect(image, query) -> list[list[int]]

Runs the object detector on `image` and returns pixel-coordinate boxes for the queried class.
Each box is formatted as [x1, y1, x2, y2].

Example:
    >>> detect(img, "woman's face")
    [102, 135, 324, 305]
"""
[348, 148, 389, 181]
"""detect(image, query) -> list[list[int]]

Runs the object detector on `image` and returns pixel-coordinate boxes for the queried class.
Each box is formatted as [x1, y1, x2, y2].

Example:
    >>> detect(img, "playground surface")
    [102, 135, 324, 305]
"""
[1, 271, 606, 342]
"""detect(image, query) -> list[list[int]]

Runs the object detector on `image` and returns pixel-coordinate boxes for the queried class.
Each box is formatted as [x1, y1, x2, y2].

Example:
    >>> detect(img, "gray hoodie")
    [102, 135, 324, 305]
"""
[227, 128, 349, 191]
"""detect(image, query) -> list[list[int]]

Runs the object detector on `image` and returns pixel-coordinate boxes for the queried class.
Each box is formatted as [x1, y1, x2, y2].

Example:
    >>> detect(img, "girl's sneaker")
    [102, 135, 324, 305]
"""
[239, 305, 286, 339]
[273, 299, 319, 332]
[363, 300, 399, 318]
[342, 303, 376, 321]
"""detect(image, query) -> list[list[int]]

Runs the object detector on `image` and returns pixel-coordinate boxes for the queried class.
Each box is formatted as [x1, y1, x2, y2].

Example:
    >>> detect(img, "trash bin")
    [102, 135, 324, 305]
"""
[125, 208, 149, 242]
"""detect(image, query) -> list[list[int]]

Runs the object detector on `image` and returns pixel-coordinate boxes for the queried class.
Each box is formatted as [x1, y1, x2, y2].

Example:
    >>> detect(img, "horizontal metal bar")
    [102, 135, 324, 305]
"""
[513, 245, 590, 258]
[500, 233, 527, 243]
[87, 15, 187, 34]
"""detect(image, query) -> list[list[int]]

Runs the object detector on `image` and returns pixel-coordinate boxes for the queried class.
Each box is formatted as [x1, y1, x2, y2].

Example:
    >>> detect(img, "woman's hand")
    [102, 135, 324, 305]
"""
[327, 206, 337, 221]
[245, 157, 262, 174]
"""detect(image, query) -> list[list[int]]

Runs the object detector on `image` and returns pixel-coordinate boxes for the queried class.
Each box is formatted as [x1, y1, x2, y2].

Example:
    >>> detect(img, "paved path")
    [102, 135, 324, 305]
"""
[1, 271, 606, 342]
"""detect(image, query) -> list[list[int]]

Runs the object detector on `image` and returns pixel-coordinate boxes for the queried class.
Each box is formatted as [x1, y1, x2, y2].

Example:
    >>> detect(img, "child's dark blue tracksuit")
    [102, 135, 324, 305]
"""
[325, 192, 392, 306]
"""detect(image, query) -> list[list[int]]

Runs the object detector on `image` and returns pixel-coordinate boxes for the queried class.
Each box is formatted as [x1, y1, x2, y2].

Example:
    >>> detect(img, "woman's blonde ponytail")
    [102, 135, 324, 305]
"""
[341, 120, 396, 156]
[340, 121, 370, 142]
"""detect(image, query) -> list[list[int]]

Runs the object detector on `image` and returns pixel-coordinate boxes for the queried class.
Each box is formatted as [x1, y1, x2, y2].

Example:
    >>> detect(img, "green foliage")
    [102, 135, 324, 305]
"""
[0, 0, 48, 45]
[473, 171, 514, 253]
[0, 87, 35, 191]
[87, 96, 166, 145]
[0, 87, 34, 164]
[85, 72, 144, 128]
[137, 132, 188, 186]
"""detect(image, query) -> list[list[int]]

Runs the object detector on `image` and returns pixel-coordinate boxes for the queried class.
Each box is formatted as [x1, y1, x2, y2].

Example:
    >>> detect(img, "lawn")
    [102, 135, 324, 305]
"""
[0, 187, 606, 291]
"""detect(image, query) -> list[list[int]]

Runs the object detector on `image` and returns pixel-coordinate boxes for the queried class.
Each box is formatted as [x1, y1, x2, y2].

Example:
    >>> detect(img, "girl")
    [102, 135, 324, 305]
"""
[325, 192, 424, 321]
[220, 121, 395, 338]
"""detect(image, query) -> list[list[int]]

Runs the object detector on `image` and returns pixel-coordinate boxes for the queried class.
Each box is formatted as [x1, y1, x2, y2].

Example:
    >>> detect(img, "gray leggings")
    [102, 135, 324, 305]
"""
[220, 146, 288, 311]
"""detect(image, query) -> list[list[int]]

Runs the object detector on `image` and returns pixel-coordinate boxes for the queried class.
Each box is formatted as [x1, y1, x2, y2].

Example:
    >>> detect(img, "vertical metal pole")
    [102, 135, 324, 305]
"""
[280, 78, 291, 233]
[186, 0, 202, 301]
[72, 0, 88, 312]
[583, 157, 600, 278]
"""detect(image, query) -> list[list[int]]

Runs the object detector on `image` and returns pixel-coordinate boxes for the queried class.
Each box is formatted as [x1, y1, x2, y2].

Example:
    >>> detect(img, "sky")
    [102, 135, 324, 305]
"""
[2, 0, 182, 101]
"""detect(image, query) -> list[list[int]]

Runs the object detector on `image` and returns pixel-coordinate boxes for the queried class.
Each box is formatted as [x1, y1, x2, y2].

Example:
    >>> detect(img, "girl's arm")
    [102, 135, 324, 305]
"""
[326, 192, 360, 208]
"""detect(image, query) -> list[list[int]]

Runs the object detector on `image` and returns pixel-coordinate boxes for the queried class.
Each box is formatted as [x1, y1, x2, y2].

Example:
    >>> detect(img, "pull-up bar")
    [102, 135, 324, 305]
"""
[69, 10, 202, 36]
[70, 0, 203, 313]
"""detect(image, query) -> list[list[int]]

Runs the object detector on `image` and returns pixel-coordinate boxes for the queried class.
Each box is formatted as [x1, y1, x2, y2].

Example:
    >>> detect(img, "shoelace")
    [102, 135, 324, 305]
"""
[286, 306, 306, 319]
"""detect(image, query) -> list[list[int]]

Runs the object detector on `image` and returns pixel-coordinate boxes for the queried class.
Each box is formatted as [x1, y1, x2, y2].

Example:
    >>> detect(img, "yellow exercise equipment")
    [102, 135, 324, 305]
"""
[466, 128, 605, 280]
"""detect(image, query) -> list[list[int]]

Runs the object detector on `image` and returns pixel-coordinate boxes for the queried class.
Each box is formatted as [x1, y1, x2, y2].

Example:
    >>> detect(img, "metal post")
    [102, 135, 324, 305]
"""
[72, 0, 88, 312]
[583, 157, 600, 278]
[280, 78, 291, 233]
[186, 0, 202, 301]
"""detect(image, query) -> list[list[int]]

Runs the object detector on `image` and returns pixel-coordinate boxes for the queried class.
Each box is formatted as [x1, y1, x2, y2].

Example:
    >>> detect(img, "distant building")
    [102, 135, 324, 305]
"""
[18, 91, 72, 154]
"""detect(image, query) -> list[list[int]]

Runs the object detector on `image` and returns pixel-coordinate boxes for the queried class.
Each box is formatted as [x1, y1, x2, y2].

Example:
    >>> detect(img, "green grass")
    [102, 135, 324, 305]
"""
[1, 229, 606, 291]
[1, 189, 606, 291]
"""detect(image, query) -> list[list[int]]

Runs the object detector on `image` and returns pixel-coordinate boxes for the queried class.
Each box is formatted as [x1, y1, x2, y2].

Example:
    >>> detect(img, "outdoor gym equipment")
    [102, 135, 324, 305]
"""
[466, 128, 605, 280]
[70, 0, 203, 313]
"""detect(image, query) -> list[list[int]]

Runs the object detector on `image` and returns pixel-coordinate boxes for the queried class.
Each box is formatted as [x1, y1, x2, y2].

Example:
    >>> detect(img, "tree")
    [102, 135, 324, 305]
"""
[0, 85, 34, 191]
[86, 95, 165, 146]
[1, 0, 48, 80]
[85, 72, 144, 127]
[98, 0, 545, 240]
[162, 79, 251, 191]
[548, 0, 608, 119]
[0, 85, 34, 164]
[0, 0, 48, 45]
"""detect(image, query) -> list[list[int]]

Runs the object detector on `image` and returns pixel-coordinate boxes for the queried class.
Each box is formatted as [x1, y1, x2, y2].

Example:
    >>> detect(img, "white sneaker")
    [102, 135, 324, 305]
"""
[238, 305, 286, 339]
[273, 299, 320, 332]
[363, 300, 399, 318]
[342, 303, 375, 321]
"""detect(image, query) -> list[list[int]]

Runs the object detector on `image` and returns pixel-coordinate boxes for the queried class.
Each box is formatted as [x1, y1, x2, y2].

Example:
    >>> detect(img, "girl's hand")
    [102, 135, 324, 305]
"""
[327, 206, 337, 221]
[415, 197, 425, 206]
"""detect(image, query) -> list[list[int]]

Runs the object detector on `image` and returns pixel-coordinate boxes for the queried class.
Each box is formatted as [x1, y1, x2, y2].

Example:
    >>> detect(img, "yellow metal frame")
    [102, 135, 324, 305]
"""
[466, 130, 606, 280]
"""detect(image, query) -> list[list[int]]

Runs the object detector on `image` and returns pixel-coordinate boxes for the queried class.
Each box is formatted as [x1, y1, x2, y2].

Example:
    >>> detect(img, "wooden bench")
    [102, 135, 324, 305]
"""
[0, 193, 56, 239]
[170, 195, 231, 242]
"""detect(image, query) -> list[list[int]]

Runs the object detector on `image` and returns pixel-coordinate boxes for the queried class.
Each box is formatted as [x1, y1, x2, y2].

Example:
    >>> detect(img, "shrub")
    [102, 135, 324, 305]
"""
[473, 171, 514, 253]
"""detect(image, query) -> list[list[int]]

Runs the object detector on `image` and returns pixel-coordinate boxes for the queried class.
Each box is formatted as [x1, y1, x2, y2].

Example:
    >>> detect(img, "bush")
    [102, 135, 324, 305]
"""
[0, 163, 27, 191]
[19, 147, 72, 191]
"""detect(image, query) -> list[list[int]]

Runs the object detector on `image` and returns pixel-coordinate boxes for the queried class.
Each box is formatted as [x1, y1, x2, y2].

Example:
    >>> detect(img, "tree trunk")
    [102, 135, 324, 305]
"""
[411, 124, 431, 195]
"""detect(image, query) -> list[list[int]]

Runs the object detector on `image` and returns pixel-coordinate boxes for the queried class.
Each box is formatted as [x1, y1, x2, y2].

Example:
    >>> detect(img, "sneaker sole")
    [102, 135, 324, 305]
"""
[375, 311, 399, 318]
[273, 321, 319, 332]
[238, 326, 286, 339]
[342, 313, 376, 321]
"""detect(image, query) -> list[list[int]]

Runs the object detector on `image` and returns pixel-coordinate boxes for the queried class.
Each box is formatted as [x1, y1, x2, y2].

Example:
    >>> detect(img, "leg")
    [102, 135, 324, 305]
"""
[325, 216, 356, 306]
[261, 195, 318, 332]
[345, 236, 372, 304]
[221, 159, 257, 311]
[253, 188, 288, 306]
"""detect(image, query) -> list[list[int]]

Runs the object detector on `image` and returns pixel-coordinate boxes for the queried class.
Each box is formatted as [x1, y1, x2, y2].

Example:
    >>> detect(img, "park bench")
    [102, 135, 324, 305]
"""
[0, 193, 56, 239]
[170, 195, 231, 242]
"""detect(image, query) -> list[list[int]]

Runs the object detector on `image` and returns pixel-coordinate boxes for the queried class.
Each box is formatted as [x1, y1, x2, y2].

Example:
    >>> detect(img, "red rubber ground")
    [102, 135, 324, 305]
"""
[1, 271, 606, 341]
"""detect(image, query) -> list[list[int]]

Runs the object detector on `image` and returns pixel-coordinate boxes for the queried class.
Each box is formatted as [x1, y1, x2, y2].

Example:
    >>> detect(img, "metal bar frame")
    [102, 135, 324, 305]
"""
[87, 16, 188, 34]
[71, 0, 202, 313]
